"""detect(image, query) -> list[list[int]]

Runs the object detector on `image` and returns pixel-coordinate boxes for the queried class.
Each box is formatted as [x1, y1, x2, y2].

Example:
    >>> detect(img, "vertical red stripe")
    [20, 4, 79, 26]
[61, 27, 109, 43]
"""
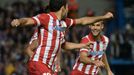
[89, 65, 94, 74]
[82, 65, 86, 73]
[51, 40, 60, 68]
[39, 15, 50, 62]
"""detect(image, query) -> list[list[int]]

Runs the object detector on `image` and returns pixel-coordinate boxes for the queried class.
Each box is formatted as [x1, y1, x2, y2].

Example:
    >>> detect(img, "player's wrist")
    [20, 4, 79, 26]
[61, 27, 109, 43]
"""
[90, 58, 94, 64]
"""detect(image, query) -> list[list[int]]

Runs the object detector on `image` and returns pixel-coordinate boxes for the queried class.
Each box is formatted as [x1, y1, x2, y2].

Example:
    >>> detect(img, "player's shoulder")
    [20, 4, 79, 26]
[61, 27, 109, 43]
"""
[82, 35, 89, 40]
[80, 35, 89, 43]
[102, 35, 109, 43]
[37, 13, 49, 18]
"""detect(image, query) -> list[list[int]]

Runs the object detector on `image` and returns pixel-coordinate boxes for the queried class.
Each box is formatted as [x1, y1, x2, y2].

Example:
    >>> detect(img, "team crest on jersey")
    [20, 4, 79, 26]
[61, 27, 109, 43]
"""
[53, 21, 67, 32]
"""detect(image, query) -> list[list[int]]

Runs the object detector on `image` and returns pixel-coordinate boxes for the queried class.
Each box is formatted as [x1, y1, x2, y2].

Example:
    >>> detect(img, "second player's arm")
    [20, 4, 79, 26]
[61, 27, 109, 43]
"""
[61, 42, 90, 50]
[75, 12, 113, 25]
[102, 53, 113, 75]
[80, 51, 105, 67]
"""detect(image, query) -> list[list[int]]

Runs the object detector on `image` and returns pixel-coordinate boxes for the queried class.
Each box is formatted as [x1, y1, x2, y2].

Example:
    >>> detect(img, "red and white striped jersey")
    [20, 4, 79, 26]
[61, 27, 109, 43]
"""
[29, 28, 61, 73]
[73, 33, 109, 75]
[31, 12, 76, 69]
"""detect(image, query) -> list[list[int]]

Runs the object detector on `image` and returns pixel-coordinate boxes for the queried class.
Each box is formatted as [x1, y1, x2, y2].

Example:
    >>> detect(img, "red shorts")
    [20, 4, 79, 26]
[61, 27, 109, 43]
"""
[27, 61, 53, 75]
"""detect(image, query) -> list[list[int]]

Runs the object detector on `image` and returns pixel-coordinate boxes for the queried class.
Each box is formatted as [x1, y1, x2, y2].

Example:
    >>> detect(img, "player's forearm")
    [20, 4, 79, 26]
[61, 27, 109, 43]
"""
[11, 18, 34, 27]
[19, 18, 34, 26]
[80, 56, 93, 64]
[75, 12, 113, 25]
[81, 16, 107, 25]
[63, 42, 85, 50]
[102, 54, 111, 71]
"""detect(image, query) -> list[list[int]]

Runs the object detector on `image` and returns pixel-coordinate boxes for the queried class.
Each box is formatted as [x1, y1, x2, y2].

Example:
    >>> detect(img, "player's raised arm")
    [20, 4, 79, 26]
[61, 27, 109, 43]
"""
[61, 41, 93, 50]
[75, 12, 113, 25]
[11, 18, 35, 27]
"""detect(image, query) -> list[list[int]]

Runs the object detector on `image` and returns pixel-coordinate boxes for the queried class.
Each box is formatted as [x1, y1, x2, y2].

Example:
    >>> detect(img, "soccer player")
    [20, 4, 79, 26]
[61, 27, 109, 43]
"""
[70, 21, 113, 75]
[25, 28, 91, 75]
[11, 0, 113, 75]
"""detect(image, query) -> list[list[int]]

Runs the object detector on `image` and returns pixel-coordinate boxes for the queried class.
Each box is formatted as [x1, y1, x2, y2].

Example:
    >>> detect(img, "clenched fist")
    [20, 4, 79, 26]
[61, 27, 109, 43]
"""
[11, 19, 20, 27]
[104, 12, 113, 19]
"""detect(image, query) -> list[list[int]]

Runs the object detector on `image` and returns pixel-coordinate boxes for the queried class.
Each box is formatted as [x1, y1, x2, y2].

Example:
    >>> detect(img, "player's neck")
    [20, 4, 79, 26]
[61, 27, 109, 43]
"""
[93, 34, 101, 41]
[54, 10, 62, 20]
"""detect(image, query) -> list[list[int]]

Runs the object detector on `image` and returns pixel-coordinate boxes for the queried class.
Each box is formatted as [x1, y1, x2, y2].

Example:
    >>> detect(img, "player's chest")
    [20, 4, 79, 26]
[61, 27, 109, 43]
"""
[88, 42, 107, 56]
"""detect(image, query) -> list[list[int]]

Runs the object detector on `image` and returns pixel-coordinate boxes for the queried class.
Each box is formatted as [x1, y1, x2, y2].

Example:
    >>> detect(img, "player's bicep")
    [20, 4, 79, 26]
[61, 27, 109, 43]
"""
[75, 17, 89, 25]
[80, 51, 88, 62]
[75, 18, 83, 25]
[21, 18, 35, 25]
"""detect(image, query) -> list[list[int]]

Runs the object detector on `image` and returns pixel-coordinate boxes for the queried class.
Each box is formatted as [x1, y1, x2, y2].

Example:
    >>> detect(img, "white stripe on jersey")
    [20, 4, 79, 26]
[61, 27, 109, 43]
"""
[92, 66, 97, 74]
[33, 16, 41, 26]
[33, 29, 44, 61]
[103, 36, 109, 50]
[98, 42, 104, 58]
[91, 42, 97, 60]
[70, 19, 73, 27]
[43, 14, 53, 64]
[84, 65, 91, 74]
[78, 63, 84, 71]
[49, 20, 60, 66]
[73, 58, 79, 69]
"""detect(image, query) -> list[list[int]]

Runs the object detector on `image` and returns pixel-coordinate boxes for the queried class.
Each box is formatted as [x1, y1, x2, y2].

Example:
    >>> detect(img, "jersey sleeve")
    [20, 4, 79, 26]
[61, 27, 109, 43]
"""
[64, 18, 76, 28]
[32, 14, 50, 27]
[80, 37, 89, 53]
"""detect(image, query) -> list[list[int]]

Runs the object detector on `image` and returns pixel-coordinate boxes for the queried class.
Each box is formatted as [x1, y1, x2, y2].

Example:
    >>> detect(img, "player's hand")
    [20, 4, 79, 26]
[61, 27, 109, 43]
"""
[92, 60, 105, 67]
[11, 19, 20, 27]
[104, 12, 113, 19]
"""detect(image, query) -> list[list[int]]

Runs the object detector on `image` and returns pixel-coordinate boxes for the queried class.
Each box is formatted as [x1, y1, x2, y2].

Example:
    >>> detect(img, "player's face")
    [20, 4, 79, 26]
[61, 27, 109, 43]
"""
[90, 21, 104, 36]
[62, 4, 68, 19]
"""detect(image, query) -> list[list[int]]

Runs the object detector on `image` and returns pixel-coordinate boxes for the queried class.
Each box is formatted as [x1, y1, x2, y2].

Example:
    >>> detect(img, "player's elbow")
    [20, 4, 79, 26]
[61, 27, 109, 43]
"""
[25, 46, 34, 57]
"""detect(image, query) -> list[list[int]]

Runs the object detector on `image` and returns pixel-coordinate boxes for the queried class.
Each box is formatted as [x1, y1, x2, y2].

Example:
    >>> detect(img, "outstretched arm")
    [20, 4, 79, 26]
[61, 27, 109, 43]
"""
[102, 53, 113, 75]
[61, 41, 91, 50]
[11, 18, 35, 27]
[75, 12, 113, 25]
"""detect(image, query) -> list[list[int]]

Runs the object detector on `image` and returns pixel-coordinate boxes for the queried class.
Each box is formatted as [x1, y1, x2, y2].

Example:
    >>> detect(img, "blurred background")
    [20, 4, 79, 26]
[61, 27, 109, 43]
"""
[0, 0, 134, 75]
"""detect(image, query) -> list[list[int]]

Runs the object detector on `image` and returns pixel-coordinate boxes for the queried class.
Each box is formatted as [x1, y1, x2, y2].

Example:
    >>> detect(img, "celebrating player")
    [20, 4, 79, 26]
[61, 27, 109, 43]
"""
[11, 0, 113, 75]
[70, 21, 113, 75]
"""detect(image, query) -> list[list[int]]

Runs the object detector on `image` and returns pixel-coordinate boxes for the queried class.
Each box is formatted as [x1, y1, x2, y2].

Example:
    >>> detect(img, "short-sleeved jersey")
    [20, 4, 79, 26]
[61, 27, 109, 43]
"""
[73, 33, 109, 75]
[31, 12, 76, 69]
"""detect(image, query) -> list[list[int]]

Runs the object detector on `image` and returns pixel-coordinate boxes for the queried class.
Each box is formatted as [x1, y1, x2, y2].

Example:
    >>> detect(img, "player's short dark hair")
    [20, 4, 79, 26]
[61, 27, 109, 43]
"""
[49, 0, 67, 12]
